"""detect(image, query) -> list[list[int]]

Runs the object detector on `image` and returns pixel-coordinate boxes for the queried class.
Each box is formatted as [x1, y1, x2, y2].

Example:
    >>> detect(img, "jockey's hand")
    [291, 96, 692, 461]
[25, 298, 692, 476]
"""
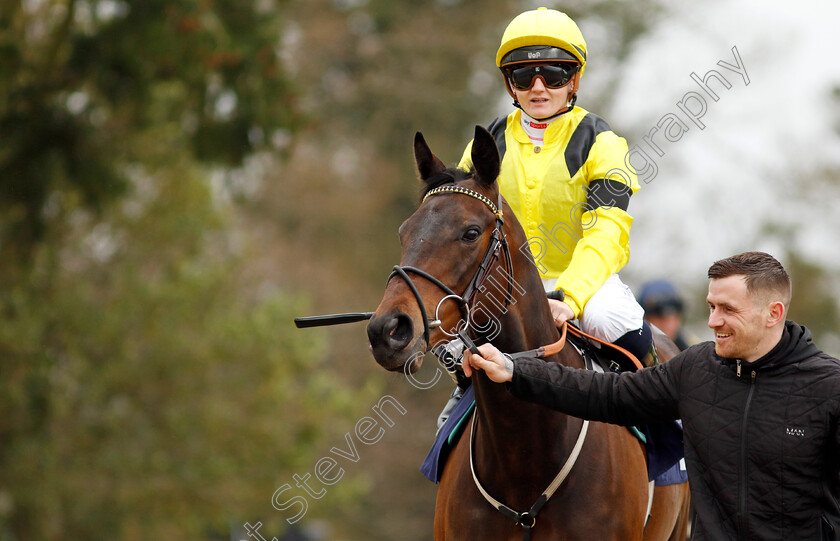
[463, 343, 514, 383]
[548, 298, 575, 327]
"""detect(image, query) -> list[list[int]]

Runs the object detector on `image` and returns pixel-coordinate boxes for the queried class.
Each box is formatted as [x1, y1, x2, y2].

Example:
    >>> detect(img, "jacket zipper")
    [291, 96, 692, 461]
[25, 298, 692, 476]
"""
[737, 362, 757, 539]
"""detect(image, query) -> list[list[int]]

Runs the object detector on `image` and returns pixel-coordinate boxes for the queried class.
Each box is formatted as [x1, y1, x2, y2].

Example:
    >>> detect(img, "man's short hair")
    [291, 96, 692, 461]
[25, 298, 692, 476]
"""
[707, 251, 791, 309]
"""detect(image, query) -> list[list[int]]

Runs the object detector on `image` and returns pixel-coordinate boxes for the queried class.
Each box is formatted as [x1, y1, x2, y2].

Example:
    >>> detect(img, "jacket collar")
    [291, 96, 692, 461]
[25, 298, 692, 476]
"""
[718, 321, 821, 373]
[511, 107, 585, 146]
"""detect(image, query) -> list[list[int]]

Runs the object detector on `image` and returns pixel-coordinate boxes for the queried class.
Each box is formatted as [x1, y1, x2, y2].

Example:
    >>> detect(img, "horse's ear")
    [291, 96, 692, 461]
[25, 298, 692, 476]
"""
[470, 125, 500, 187]
[414, 132, 447, 182]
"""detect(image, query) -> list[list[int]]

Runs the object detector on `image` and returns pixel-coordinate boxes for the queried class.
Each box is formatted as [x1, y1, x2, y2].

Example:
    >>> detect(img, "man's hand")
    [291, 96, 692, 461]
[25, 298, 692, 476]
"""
[463, 343, 514, 383]
[548, 298, 575, 327]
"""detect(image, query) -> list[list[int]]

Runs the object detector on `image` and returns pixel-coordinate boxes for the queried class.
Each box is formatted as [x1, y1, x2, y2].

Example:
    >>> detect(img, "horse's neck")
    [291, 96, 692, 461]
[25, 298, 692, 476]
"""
[482, 249, 571, 364]
[471, 263, 583, 465]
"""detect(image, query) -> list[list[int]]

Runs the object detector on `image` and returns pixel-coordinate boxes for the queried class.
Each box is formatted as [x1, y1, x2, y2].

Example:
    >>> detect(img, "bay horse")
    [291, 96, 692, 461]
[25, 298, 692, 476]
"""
[366, 126, 690, 540]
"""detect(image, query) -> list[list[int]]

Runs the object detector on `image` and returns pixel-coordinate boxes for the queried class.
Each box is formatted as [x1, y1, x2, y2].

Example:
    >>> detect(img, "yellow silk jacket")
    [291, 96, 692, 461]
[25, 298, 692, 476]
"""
[459, 107, 639, 318]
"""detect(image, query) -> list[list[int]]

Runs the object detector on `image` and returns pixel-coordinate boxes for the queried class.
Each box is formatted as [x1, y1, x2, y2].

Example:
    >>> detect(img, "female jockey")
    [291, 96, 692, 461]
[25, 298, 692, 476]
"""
[439, 7, 652, 428]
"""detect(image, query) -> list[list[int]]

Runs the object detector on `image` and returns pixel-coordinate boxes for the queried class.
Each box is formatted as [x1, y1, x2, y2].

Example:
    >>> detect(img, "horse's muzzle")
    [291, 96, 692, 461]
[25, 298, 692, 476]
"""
[367, 310, 424, 371]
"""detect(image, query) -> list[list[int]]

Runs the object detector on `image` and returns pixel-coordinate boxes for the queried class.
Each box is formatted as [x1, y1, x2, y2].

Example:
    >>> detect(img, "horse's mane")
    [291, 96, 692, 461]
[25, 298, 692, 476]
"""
[419, 168, 475, 200]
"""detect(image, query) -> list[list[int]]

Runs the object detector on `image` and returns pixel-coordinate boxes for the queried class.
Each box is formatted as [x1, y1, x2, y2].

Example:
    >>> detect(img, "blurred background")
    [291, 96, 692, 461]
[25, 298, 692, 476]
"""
[1, 0, 839, 539]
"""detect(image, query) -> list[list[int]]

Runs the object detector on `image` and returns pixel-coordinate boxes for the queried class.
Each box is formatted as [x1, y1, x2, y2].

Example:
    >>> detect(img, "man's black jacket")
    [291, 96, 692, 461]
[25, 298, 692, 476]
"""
[509, 321, 840, 540]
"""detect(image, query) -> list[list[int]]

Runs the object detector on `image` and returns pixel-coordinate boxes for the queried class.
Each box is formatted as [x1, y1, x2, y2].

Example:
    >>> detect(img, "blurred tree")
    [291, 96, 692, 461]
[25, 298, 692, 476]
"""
[0, 157, 346, 539]
[0, 0, 299, 266]
[785, 252, 840, 342]
[0, 1, 363, 539]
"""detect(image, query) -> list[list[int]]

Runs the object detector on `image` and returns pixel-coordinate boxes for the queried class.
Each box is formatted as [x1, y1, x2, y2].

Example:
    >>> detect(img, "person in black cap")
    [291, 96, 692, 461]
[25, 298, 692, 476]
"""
[637, 279, 698, 351]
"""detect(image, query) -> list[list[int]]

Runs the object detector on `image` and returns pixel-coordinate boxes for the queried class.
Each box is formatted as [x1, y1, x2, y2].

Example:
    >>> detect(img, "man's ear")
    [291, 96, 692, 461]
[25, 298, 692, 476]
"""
[766, 300, 786, 327]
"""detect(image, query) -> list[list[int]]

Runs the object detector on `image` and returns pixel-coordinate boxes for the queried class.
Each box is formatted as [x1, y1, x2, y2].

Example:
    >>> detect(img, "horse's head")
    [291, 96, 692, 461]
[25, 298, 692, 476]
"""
[367, 126, 505, 372]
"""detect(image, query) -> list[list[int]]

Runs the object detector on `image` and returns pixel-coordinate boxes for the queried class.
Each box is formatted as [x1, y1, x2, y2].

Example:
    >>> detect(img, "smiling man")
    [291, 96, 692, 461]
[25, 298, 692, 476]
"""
[706, 255, 791, 365]
[464, 251, 840, 540]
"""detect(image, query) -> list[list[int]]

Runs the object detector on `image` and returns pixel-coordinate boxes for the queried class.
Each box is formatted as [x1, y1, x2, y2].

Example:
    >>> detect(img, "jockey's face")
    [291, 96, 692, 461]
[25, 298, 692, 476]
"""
[513, 75, 574, 120]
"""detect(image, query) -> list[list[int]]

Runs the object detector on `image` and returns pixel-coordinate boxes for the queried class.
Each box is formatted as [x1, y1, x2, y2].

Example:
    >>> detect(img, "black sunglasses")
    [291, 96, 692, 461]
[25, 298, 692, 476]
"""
[505, 63, 579, 90]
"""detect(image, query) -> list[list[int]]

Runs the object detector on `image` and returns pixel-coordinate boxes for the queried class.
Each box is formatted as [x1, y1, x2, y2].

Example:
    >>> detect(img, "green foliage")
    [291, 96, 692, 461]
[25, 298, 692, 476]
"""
[0, 0, 298, 256]
[0, 155, 352, 539]
[0, 1, 362, 539]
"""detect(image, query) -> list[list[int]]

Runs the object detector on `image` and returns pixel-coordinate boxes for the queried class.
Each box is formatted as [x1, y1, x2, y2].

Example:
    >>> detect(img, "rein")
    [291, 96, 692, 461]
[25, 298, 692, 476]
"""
[508, 316, 568, 360]
[566, 323, 644, 371]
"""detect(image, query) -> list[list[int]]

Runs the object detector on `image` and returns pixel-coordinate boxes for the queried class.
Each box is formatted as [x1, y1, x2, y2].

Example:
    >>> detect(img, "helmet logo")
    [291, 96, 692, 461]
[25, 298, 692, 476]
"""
[527, 51, 541, 59]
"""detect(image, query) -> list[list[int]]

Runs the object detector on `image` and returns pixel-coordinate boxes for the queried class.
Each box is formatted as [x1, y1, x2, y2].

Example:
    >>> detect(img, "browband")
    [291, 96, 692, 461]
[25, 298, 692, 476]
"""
[423, 185, 503, 220]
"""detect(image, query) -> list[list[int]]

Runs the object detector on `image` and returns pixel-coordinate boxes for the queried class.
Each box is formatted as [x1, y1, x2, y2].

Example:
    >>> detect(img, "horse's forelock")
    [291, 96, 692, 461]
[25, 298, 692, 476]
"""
[419, 168, 474, 200]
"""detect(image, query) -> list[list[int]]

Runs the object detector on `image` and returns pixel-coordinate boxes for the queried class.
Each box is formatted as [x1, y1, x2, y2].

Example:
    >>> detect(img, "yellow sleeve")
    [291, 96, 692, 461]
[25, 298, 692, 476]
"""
[588, 130, 640, 193]
[556, 206, 634, 318]
[556, 130, 638, 318]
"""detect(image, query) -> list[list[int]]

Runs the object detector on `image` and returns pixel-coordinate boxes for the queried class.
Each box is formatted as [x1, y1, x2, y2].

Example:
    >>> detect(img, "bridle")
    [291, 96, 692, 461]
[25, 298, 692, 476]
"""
[386, 180, 515, 348]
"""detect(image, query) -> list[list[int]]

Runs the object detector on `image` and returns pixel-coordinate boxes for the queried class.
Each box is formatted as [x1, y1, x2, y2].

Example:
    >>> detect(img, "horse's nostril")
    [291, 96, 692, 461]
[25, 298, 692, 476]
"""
[385, 313, 414, 350]
[367, 311, 416, 355]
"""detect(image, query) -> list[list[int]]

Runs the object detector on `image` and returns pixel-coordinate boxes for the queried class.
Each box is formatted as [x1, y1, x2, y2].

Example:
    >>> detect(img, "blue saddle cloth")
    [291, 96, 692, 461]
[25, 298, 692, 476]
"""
[420, 384, 687, 485]
[642, 420, 688, 485]
[655, 458, 688, 486]
[420, 385, 475, 483]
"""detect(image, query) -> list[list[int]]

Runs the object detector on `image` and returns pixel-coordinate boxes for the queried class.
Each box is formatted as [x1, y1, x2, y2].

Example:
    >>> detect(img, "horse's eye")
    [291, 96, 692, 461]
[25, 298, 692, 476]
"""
[461, 227, 481, 242]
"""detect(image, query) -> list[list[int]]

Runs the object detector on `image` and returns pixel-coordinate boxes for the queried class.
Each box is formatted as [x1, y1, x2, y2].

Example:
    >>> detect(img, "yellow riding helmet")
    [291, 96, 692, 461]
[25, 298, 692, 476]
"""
[496, 7, 587, 76]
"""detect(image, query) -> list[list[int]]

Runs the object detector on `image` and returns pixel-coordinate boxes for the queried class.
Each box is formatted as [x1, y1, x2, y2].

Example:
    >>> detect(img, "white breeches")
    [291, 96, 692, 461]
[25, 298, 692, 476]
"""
[542, 274, 644, 342]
